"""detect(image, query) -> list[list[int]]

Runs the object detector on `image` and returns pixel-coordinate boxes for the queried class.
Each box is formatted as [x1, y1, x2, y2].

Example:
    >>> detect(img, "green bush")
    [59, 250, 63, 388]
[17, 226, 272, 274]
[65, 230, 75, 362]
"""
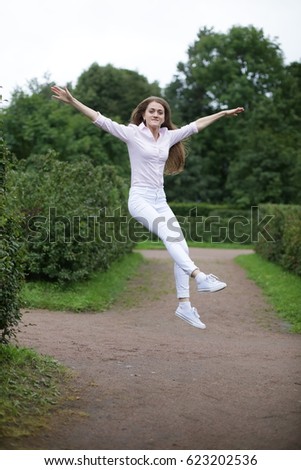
[255, 204, 301, 276]
[0, 152, 25, 343]
[11, 153, 134, 283]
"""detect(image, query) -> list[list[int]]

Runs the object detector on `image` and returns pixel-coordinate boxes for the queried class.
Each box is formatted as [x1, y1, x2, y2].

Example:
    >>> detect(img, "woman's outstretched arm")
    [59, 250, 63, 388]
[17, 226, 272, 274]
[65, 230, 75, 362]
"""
[51, 86, 99, 122]
[195, 107, 244, 131]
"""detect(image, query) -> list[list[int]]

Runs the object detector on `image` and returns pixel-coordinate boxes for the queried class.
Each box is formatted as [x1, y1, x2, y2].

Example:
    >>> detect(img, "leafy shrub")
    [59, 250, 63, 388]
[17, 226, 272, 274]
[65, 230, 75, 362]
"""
[11, 153, 134, 283]
[255, 204, 301, 276]
[0, 151, 25, 343]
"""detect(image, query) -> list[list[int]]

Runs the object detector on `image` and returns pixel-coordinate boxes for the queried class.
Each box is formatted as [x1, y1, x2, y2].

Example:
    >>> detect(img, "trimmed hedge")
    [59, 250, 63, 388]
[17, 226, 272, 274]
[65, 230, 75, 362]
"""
[168, 203, 251, 245]
[129, 202, 269, 245]
[255, 204, 301, 276]
[11, 154, 134, 284]
[0, 151, 24, 343]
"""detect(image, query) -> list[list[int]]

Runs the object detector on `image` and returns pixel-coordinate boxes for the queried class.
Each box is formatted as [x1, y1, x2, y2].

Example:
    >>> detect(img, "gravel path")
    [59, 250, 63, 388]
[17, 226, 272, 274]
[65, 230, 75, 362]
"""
[12, 249, 301, 449]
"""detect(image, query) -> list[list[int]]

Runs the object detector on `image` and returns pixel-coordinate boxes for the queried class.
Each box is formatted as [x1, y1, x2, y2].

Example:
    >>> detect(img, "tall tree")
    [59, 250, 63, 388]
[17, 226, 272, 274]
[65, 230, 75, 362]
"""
[75, 63, 161, 122]
[2, 65, 162, 181]
[2, 78, 106, 165]
[226, 60, 301, 205]
[164, 26, 295, 204]
[74, 63, 162, 175]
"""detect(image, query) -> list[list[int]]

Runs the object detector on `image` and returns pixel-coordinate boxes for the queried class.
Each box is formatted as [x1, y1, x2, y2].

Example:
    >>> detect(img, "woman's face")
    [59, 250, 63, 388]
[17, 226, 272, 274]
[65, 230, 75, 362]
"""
[143, 101, 165, 129]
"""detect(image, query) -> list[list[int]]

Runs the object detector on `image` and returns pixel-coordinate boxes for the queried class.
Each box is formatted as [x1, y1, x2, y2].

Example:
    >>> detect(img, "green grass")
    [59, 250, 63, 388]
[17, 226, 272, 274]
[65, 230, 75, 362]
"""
[0, 344, 69, 445]
[235, 253, 301, 333]
[22, 252, 144, 312]
[136, 240, 254, 250]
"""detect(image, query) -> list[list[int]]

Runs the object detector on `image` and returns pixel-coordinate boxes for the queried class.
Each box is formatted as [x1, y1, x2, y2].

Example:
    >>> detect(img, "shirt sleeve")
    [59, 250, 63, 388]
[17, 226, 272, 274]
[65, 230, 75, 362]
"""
[93, 112, 132, 143]
[168, 122, 198, 147]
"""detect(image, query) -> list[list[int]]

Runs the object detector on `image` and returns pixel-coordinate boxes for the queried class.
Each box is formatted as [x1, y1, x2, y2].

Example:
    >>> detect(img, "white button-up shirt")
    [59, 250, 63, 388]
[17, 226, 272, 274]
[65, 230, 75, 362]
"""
[94, 113, 198, 189]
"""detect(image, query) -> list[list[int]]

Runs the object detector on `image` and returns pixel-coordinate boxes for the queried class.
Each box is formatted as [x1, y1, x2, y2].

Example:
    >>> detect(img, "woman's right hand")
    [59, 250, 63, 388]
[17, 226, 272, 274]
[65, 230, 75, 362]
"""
[51, 86, 74, 104]
[51, 85, 99, 121]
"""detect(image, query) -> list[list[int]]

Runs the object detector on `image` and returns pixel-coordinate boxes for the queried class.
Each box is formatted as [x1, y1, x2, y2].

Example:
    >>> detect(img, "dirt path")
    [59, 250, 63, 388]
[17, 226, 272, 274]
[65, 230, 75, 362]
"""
[12, 249, 301, 449]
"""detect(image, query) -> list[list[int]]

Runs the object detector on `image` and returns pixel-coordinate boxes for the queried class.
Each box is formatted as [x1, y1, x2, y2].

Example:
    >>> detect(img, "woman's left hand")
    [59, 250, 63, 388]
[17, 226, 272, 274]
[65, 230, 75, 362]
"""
[225, 107, 245, 116]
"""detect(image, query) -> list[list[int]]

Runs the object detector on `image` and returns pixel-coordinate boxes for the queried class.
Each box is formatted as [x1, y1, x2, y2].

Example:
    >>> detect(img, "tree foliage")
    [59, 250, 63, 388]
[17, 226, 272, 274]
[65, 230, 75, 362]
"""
[2, 65, 160, 181]
[75, 63, 161, 122]
[164, 26, 301, 204]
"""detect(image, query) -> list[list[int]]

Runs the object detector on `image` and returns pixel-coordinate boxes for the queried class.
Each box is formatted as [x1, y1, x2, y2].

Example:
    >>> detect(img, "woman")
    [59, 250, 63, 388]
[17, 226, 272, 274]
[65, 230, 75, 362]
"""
[51, 86, 244, 329]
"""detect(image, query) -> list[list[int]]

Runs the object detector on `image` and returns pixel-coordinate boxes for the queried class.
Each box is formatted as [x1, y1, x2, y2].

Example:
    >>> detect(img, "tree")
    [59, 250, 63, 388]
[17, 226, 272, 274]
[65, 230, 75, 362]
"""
[2, 78, 106, 164]
[164, 26, 298, 204]
[226, 60, 301, 205]
[2, 64, 162, 181]
[74, 63, 162, 177]
[165, 26, 284, 117]
[75, 63, 161, 122]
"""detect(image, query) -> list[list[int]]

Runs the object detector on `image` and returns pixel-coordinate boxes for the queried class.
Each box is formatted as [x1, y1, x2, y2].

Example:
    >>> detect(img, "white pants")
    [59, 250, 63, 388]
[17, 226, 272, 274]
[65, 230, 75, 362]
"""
[128, 186, 199, 298]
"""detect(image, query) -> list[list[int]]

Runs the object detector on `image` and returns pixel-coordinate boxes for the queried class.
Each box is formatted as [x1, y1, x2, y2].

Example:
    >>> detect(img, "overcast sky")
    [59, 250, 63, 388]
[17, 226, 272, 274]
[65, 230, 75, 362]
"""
[1, 0, 300, 102]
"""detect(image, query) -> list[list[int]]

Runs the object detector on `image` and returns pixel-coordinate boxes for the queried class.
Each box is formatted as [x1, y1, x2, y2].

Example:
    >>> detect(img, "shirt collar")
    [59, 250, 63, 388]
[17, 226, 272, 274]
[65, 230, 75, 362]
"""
[138, 122, 147, 131]
[138, 122, 167, 135]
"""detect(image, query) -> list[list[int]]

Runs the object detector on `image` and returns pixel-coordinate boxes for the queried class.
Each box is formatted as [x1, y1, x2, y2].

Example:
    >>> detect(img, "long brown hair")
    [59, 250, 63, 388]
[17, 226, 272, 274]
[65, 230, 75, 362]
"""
[130, 96, 187, 175]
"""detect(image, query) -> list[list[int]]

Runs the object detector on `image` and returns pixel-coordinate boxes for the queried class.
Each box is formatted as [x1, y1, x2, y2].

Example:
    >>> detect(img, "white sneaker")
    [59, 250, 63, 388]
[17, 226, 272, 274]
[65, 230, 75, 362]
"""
[197, 273, 227, 293]
[175, 306, 206, 329]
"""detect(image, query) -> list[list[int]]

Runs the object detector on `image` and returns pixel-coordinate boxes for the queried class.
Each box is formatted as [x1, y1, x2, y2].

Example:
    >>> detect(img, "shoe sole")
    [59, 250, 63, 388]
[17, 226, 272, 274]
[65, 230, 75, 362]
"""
[175, 311, 206, 329]
[198, 284, 227, 293]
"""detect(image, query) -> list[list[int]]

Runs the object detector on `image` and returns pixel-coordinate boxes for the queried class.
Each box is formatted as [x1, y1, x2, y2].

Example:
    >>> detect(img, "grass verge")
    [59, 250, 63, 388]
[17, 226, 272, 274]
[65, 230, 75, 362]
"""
[235, 253, 301, 333]
[0, 344, 69, 446]
[22, 252, 144, 312]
